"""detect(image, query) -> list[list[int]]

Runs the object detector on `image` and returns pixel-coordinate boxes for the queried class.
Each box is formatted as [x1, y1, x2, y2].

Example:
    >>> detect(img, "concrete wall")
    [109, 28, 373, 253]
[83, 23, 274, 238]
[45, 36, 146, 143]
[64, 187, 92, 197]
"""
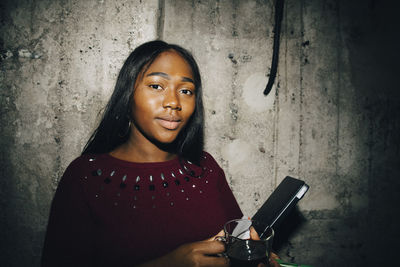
[1, 0, 399, 266]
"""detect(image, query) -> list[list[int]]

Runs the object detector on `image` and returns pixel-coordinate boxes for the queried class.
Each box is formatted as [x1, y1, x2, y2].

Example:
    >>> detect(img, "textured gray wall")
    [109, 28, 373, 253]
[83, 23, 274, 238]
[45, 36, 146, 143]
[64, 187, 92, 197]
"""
[1, 0, 399, 266]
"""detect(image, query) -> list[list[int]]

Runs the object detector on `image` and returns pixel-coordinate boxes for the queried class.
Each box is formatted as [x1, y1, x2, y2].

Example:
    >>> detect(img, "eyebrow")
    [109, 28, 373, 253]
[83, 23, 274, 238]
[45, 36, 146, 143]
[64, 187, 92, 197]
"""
[146, 72, 194, 84]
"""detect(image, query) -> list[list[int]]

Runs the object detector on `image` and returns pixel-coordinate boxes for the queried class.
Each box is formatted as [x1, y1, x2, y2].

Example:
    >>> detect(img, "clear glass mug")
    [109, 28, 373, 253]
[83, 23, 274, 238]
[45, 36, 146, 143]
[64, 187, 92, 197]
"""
[220, 218, 274, 267]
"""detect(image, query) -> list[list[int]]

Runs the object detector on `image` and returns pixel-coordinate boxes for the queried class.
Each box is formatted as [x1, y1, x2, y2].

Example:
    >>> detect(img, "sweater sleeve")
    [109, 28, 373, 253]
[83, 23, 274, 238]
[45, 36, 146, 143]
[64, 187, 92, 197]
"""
[202, 152, 243, 220]
[41, 158, 95, 267]
[217, 165, 243, 221]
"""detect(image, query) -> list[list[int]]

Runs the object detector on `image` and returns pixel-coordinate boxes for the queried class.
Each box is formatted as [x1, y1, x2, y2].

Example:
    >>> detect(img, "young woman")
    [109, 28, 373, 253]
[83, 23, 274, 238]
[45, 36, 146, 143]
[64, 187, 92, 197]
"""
[41, 40, 278, 267]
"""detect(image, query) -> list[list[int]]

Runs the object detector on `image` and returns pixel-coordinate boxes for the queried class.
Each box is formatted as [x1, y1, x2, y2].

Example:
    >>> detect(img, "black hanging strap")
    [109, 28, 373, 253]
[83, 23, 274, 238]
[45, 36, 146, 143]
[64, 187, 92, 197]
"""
[264, 0, 285, 95]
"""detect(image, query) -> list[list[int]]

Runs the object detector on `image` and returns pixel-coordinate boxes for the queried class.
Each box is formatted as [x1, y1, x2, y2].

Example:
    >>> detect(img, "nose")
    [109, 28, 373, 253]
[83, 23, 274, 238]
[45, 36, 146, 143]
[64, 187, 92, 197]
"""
[163, 89, 182, 111]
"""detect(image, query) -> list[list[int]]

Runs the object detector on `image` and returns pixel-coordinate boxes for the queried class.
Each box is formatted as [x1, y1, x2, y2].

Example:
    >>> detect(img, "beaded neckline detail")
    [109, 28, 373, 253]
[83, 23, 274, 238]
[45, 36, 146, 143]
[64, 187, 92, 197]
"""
[83, 153, 212, 209]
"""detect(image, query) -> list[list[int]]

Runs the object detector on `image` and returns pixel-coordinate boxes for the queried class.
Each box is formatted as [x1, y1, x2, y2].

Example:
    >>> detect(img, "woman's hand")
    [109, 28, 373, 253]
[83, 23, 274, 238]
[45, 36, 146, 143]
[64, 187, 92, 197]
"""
[268, 252, 281, 267]
[165, 239, 229, 267]
[137, 231, 228, 267]
[250, 227, 280, 267]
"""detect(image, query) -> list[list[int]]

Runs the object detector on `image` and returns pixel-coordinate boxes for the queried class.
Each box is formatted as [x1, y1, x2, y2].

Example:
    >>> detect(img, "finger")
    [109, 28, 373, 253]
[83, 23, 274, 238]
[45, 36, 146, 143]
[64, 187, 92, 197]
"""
[269, 252, 280, 267]
[268, 259, 281, 267]
[205, 230, 225, 241]
[215, 229, 224, 237]
[270, 252, 280, 260]
[200, 254, 229, 267]
[196, 240, 226, 254]
[250, 226, 261, 240]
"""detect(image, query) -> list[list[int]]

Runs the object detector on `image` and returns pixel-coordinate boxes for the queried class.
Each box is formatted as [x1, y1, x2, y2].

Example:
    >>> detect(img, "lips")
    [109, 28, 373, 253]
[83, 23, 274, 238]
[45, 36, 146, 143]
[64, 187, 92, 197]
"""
[156, 115, 182, 130]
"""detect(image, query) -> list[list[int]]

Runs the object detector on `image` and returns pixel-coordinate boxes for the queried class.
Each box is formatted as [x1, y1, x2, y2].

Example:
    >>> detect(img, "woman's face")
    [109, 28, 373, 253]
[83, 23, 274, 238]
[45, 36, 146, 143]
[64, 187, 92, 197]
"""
[130, 50, 196, 145]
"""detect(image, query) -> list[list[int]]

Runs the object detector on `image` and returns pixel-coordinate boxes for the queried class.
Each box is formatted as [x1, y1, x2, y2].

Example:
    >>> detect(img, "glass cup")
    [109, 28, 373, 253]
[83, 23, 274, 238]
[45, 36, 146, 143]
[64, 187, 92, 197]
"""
[222, 218, 274, 267]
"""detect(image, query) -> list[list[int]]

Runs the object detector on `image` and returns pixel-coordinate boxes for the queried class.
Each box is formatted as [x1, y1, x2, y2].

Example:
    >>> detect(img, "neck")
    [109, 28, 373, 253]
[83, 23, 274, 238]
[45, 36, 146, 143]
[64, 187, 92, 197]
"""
[110, 130, 177, 163]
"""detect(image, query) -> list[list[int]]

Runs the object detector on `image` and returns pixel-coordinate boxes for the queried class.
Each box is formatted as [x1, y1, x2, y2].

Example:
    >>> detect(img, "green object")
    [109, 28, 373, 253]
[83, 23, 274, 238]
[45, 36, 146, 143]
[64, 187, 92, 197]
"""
[276, 259, 313, 267]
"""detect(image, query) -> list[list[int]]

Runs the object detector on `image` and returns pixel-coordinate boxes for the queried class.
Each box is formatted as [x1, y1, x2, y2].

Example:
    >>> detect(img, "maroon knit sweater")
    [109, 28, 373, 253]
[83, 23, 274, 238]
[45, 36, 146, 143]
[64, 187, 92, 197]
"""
[41, 152, 242, 267]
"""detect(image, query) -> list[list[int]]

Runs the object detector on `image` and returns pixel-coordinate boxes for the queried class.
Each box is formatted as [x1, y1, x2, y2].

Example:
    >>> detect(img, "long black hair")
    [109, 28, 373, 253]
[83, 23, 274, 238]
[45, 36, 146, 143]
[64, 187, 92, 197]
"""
[82, 40, 204, 164]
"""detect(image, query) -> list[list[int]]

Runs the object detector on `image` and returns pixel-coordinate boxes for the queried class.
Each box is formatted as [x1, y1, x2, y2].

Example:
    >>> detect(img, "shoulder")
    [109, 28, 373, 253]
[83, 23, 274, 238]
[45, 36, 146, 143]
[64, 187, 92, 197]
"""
[200, 151, 216, 162]
[64, 153, 96, 173]
[200, 151, 223, 172]
[59, 153, 100, 184]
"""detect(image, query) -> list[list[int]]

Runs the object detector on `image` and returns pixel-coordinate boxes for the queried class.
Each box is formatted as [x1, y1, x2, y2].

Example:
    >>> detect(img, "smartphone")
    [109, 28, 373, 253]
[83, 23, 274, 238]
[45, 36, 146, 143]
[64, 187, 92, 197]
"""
[252, 176, 309, 237]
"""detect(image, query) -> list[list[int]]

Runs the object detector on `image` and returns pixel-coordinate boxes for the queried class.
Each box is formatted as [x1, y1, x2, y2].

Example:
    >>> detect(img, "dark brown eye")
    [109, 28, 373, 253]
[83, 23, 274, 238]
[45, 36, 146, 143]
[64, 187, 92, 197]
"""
[149, 84, 162, 90]
[180, 89, 193, 95]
